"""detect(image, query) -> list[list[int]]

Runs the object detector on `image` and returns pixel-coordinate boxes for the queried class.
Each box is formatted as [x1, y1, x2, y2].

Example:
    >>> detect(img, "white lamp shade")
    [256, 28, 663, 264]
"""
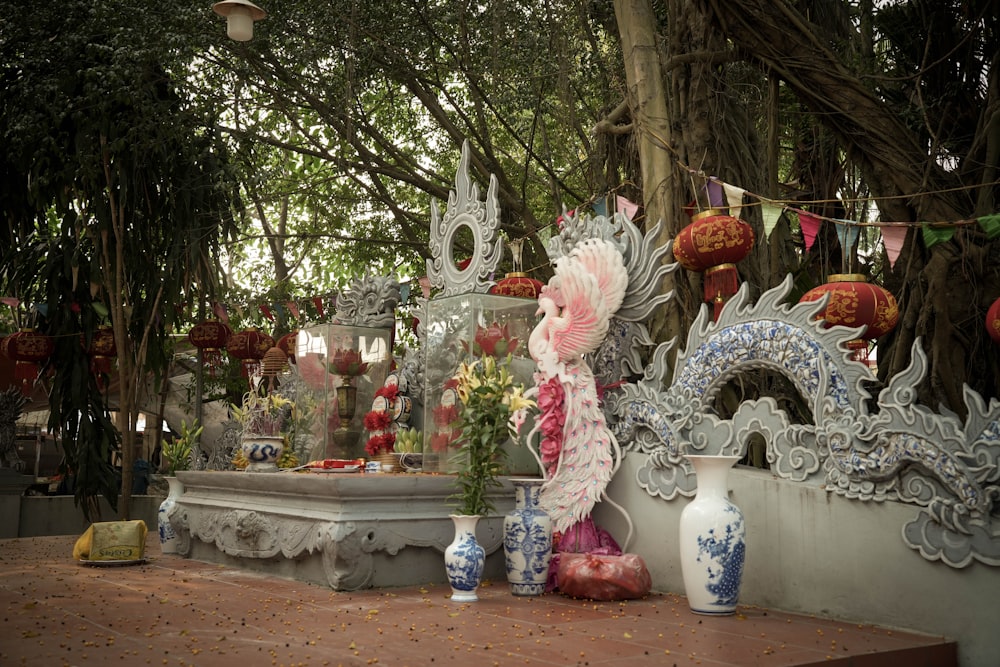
[226, 7, 254, 41]
[212, 0, 266, 42]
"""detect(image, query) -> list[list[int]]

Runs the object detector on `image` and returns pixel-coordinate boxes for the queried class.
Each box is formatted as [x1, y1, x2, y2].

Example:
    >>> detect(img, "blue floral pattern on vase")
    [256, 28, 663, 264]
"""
[445, 515, 485, 601]
[158, 476, 183, 554]
[680, 455, 746, 615]
[694, 504, 745, 609]
[503, 479, 552, 596]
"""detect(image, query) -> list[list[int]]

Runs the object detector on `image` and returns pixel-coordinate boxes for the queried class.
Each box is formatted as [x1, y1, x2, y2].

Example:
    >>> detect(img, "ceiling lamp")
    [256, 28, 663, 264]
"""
[212, 0, 266, 42]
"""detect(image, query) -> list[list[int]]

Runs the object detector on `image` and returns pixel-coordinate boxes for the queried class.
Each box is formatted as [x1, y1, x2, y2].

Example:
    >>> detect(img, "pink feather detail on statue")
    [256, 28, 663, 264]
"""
[567, 239, 628, 314]
[529, 238, 629, 535]
[537, 375, 566, 469]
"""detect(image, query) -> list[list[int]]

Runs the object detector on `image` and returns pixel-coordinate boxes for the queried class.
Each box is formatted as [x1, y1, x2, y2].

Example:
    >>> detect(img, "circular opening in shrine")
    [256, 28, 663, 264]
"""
[444, 220, 477, 275]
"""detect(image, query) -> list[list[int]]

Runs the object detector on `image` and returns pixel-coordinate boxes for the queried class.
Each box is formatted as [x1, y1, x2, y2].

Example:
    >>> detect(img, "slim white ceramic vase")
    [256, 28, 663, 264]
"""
[445, 514, 485, 602]
[158, 476, 184, 554]
[679, 454, 746, 615]
[503, 478, 552, 596]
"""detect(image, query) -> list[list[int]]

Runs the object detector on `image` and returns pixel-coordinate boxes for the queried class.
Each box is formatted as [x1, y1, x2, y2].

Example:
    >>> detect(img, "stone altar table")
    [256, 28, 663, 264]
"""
[169, 470, 515, 591]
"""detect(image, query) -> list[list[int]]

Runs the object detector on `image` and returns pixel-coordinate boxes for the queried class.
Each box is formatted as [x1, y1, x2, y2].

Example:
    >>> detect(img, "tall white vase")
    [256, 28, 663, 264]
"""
[679, 455, 746, 615]
[503, 478, 552, 596]
[445, 514, 485, 602]
[158, 476, 184, 554]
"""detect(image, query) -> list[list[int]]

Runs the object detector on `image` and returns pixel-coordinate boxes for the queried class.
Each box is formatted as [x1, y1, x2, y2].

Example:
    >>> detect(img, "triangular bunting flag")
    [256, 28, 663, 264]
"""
[591, 197, 608, 217]
[213, 302, 229, 325]
[978, 213, 1000, 239]
[615, 195, 639, 221]
[312, 296, 325, 318]
[722, 183, 746, 218]
[704, 180, 726, 210]
[260, 304, 273, 321]
[880, 225, 908, 270]
[834, 219, 860, 251]
[760, 201, 784, 240]
[286, 300, 300, 320]
[798, 211, 823, 251]
[921, 224, 956, 248]
[0, 296, 19, 308]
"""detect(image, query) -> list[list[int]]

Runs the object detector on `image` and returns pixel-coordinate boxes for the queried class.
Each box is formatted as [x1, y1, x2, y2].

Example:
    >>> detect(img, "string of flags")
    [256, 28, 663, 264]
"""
[689, 172, 1000, 269]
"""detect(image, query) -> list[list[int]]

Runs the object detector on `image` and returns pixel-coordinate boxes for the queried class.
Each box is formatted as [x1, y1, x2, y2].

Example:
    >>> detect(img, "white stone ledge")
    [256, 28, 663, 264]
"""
[169, 470, 517, 590]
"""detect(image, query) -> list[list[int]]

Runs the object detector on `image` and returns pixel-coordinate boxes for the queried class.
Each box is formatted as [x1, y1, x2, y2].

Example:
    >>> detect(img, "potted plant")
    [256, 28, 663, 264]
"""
[443, 354, 535, 601]
[162, 419, 200, 475]
[231, 389, 294, 472]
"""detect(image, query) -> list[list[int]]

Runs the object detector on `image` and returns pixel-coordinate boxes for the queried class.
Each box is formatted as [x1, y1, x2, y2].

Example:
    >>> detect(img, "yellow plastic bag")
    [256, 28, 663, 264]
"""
[73, 520, 148, 562]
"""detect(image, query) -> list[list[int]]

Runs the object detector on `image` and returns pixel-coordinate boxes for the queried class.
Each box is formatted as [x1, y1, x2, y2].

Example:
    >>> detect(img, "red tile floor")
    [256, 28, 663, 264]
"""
[1, 534, 956, 666]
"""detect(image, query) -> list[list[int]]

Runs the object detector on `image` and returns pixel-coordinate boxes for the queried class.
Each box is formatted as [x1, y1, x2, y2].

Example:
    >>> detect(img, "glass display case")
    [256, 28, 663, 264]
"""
[421, 292, 540, 474]
[292, 324, 392, 460]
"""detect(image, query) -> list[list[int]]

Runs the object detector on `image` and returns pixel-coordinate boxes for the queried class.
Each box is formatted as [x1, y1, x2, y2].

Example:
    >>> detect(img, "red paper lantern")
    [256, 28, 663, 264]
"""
[799, 273, 899, 364]
[276, 330, 298, 363]
[986, 297, 1000, 345]
[5, 329, 54, 394]
[226, 327, 274, 379]
[87, 326, 117, 376]
[188, 319, 232, 377]
[673, 209, 755, 319]
[490, 272, 544, 300]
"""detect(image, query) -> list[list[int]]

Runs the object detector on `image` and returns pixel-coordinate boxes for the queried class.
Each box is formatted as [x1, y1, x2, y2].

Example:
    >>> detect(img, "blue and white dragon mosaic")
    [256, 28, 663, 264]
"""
[555, 211, 999, 570]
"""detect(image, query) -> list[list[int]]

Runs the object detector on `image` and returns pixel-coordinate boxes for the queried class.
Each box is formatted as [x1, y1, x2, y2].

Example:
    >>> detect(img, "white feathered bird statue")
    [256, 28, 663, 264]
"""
[524, 238, 631, 540]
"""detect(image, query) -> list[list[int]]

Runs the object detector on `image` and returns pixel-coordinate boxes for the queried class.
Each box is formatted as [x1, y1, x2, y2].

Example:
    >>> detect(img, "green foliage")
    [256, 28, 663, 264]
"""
[0, 0, 239, 516]
[163, 420, 202, 476]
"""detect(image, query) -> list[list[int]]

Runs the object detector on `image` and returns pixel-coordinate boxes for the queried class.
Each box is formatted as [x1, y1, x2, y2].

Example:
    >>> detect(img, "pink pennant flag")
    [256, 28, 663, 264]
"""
[0, 297, 20, 308]
[880, 225, 908, 269]
[798, 211, 823, 251]
[760, 201, 784, 239]
[615, 195, 639, 221]
[722, 183, 746, 218]
[286, 300, 300, 320]
[213, 302, 230, 325]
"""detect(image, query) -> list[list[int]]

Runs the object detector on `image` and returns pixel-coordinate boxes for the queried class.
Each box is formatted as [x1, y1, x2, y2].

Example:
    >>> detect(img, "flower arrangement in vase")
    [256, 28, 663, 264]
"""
[326, 348, 371, 444]
[231, 389, 295, 472]
[464, 322, 520, 358]
[327, 348, 369, 382]
[449, 354, 535, 516]
[443, 353, 535, 602]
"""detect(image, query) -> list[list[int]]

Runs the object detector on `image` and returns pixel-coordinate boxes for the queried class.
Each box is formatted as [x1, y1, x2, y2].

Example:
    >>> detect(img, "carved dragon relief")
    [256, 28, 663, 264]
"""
[605, 268, 1000, 569]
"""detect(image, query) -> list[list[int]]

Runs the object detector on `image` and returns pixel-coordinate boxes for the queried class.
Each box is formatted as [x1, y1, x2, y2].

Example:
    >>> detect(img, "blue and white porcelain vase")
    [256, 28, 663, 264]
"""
[158, 476, 184, 554]
[679, 454, 746, 615]
[503, 478, 552, 596]
[445, 514, 485, 602]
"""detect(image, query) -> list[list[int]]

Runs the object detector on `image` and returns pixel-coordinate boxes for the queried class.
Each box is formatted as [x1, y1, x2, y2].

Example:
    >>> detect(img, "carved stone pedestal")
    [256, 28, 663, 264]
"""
[169, 471, 514, 590]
